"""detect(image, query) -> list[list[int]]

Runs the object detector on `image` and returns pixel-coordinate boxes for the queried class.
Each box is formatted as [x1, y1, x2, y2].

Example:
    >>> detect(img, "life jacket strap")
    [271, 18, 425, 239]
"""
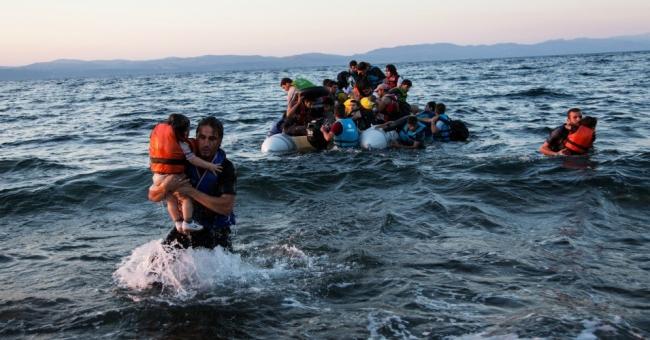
[150, 157, 185, 165]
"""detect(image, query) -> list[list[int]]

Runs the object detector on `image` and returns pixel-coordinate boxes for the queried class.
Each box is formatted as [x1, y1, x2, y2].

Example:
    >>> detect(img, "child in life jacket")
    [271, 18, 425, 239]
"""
[561, 116, 597, 155]
[149, 113, 222, 233]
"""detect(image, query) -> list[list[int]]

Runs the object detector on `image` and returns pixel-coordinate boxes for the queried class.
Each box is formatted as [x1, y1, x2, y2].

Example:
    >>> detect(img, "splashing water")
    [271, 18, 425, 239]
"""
[113, 240, 288, 298]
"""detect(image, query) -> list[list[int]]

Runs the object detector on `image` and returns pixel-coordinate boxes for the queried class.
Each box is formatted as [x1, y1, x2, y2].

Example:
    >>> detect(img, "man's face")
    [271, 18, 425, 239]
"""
[401, 84, 411, 92]
[376, 88, 385, 97]
[350, 65, 357, 73]
[567, 111, 582, 127]
[281, 83, 290, 92]
[196, 125, 221, 159]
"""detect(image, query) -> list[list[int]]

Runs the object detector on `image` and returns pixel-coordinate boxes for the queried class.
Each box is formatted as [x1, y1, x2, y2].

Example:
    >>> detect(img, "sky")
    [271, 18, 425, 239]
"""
[1, 0, 649, 66]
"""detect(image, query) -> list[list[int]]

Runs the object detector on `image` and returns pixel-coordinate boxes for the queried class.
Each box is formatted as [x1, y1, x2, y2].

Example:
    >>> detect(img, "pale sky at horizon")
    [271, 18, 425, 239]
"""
[1, 0, 649, 66]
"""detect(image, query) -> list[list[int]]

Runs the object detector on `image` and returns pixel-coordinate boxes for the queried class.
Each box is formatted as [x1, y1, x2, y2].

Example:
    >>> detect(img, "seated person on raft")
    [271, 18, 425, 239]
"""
[283, 92, 325, 136]
[320, 103, 360, 148]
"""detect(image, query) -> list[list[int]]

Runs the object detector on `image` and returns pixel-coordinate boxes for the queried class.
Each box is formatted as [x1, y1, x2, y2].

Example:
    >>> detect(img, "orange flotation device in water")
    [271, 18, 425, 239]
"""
[149, 123, 185, 174]
[564, 126, 594, 154]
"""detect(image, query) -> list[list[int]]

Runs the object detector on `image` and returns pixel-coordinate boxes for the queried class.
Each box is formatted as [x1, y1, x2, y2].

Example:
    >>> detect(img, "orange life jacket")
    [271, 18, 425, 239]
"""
[564, 126, 594, 154]
[149, 123, 185, 174]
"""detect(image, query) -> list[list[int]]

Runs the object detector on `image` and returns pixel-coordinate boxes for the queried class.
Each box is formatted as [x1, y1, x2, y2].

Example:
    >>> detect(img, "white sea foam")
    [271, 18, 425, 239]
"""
[113, 239, 289, 298]
[366, 310, 416, 340]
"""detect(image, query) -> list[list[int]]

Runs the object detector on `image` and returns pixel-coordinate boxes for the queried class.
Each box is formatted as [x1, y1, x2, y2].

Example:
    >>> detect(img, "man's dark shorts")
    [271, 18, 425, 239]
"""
[163, 226, 232, 251]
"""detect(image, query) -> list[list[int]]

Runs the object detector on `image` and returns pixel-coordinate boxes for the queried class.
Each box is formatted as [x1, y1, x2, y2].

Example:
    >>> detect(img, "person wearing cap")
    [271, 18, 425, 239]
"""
[375, 83, 401, 123]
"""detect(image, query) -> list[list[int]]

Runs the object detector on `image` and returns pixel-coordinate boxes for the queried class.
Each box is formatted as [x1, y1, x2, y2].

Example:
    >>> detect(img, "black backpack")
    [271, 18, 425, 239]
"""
[440, 117, 469, 141]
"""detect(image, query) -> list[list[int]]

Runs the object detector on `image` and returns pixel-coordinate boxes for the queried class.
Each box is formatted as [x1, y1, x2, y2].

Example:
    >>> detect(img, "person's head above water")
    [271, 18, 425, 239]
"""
[167, 113, 190, 141]
[195, 116, 224, 159]
[425, 101, 436, 112]
[566, 108, 583, 127]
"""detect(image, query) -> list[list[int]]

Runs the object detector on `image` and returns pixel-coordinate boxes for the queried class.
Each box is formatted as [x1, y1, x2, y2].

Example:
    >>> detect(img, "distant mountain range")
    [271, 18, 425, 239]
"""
[2, 34, 649, 81]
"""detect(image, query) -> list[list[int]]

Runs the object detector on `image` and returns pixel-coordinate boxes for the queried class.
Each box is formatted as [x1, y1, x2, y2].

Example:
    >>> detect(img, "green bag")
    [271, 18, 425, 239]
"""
[292, 78, 316, 90]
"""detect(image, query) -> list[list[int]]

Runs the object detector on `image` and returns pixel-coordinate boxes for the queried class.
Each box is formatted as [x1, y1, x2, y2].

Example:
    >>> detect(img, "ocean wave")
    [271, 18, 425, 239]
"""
[501, 87, 573, 99]
[0, 167, 149, 216]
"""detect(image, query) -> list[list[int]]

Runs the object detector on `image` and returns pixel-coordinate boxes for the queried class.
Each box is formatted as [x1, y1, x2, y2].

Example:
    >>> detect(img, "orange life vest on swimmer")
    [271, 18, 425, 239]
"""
[564, 126, 594, 154]
[149, 123, 185, 174]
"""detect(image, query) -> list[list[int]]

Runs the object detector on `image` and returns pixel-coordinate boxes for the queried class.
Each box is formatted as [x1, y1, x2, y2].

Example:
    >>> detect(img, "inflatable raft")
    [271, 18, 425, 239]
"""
[261, 127, 399, 153]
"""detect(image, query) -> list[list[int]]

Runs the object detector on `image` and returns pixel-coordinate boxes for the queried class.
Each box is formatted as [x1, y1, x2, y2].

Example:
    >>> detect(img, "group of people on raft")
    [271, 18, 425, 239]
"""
[270, 60, 467, 149]
[143, 62, 598, 253]
[271, 60, 597, 154]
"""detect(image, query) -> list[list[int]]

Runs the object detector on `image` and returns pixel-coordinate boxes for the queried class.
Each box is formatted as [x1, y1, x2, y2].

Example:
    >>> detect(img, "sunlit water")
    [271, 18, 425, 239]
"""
[1, 51, 649, 338]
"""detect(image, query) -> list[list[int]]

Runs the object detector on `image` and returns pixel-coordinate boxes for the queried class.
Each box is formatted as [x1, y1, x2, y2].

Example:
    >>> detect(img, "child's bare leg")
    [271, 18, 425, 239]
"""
[180, 195, 193, 223]
[178, 194, 203, 232]
[165, 193, 184, 231]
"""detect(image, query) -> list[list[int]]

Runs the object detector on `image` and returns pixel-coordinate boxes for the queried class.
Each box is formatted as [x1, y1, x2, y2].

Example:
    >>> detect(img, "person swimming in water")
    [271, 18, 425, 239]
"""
[149, 113, 223, 234]
[539, 108, 595, 156]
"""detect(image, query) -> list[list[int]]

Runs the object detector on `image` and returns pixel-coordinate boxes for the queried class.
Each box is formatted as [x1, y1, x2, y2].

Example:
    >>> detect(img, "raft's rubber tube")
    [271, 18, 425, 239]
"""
[360, 127, 399, 150]
[261, 134, 317, 153]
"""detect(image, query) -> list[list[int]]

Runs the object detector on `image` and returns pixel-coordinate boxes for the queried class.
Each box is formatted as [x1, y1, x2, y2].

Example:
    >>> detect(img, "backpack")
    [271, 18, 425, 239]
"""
[440, 117, 469, 141]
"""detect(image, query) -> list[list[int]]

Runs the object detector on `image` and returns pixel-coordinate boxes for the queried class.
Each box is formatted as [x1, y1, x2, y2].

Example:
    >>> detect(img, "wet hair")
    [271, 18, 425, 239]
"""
[322, 79, 336, 87]
[385, 64, 397, 75]
[280, 78, 293, 86]
[401, 79, 412, 87]
[407, 115, 418, 125]
[580, 116, 597, 128]
[357, 62, 369, 72]
[425, 101, 436, 111]
[196, 116, 224, 139]
[567, 107, 582, 117]
[435, 103, 446, 114]
[167, 113, 190, 141]
[349, 60, 357, 67]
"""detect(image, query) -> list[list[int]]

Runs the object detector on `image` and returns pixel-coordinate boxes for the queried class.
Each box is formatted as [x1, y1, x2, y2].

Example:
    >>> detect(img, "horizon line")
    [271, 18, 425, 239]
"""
[5, 32, 650, 68]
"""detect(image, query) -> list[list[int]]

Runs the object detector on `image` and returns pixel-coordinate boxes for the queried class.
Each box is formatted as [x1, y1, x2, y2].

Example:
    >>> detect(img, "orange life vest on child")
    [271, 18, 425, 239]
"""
[149, 123, 185, 174]
[564, 126, 594, 154]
